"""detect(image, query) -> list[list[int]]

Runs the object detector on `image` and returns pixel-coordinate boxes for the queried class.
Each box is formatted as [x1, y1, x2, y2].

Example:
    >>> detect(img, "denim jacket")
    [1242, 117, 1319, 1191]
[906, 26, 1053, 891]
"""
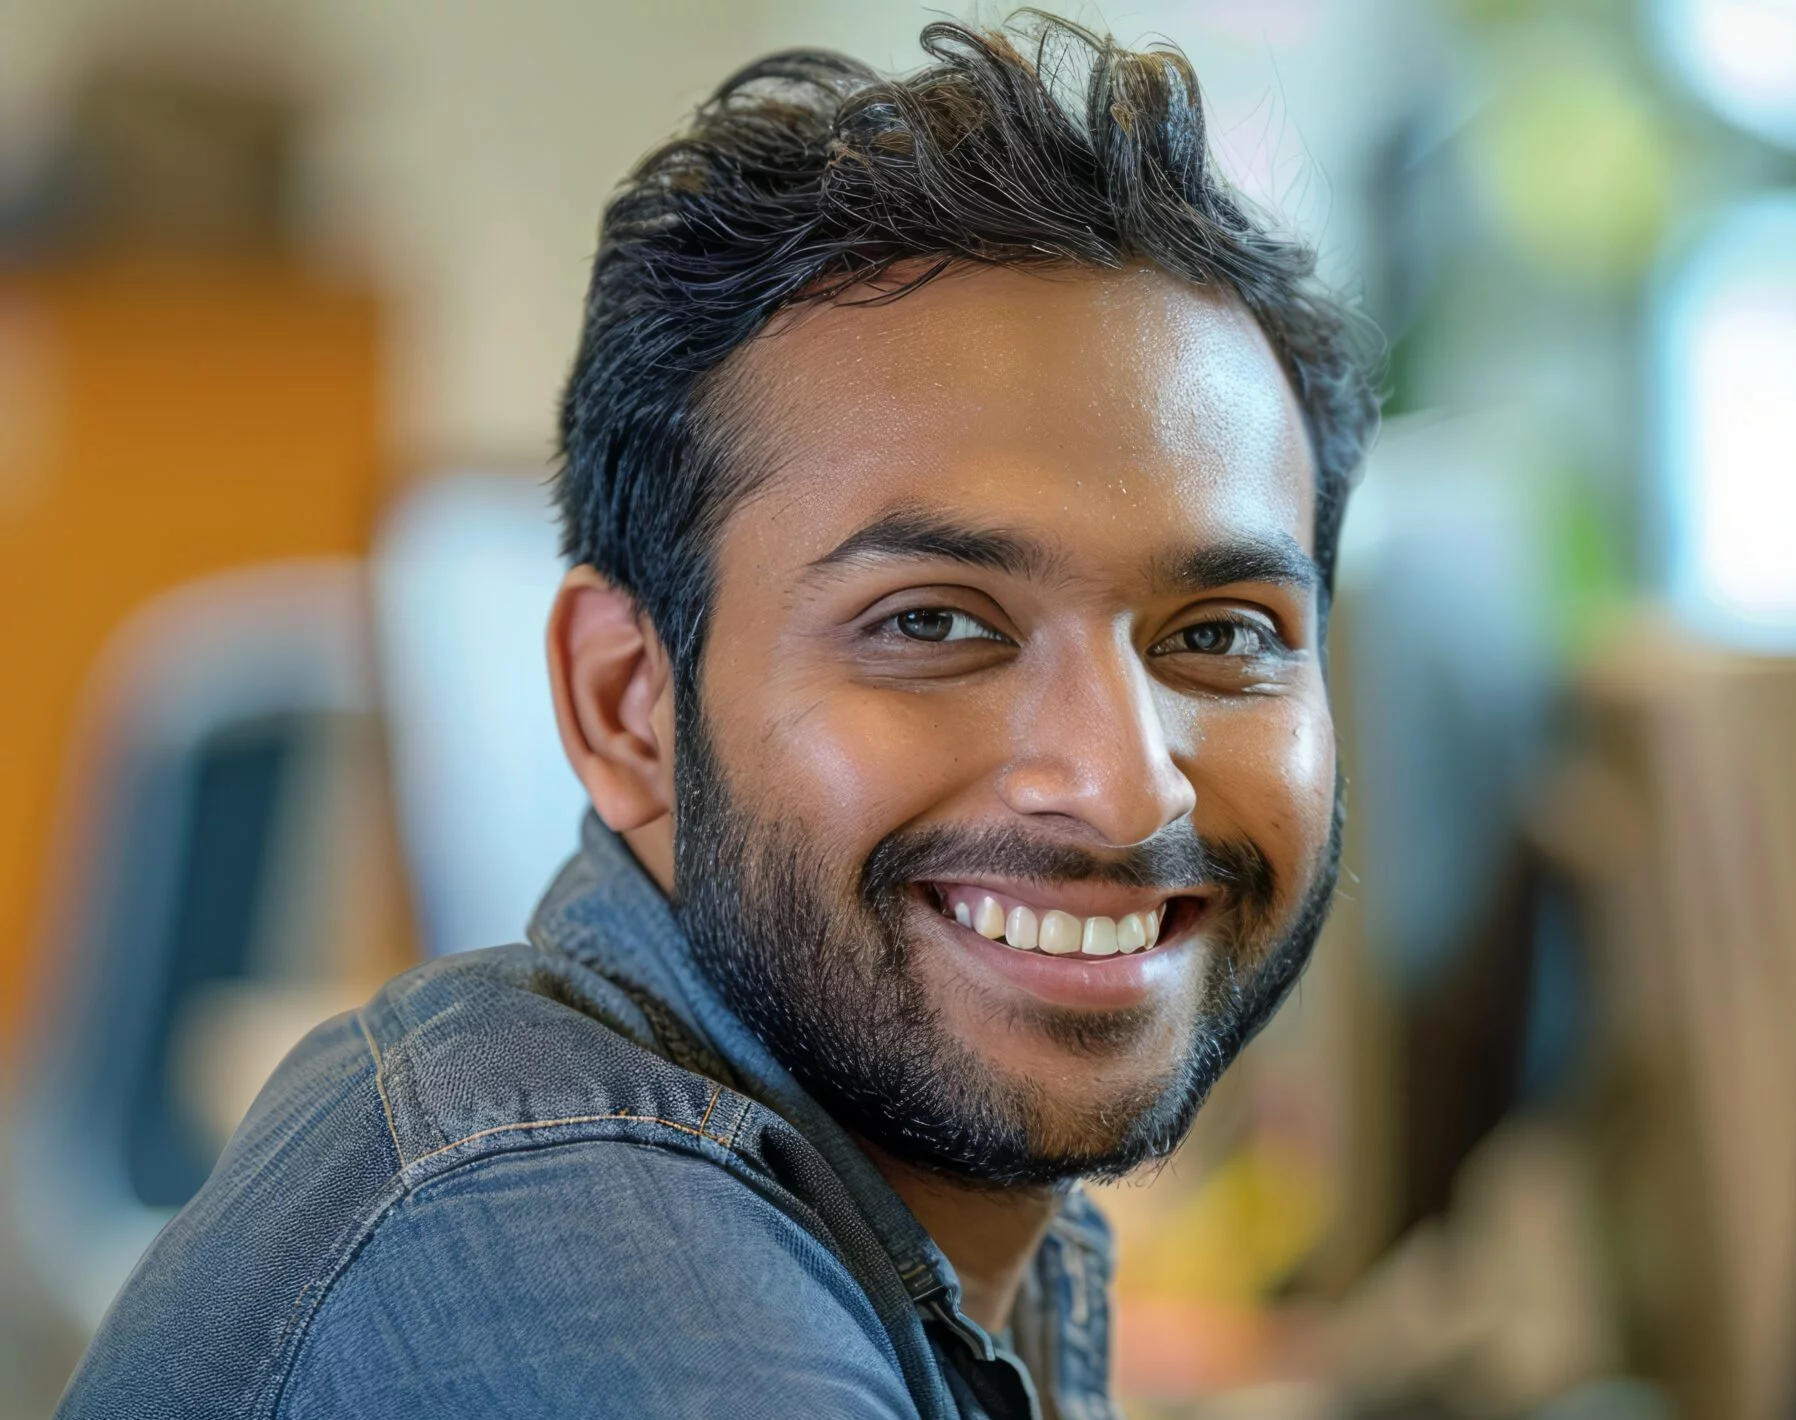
[57, 816, 1121, 1419]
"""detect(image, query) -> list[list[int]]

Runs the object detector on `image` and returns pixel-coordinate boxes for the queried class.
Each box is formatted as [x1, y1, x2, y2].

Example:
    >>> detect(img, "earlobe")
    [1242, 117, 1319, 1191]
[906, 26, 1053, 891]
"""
[547, 566, 677, 835]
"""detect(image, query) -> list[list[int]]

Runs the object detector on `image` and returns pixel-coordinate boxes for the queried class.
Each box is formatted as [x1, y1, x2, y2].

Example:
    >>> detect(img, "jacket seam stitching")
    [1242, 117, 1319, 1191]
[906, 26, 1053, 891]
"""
[404, 1109, 738, 1171]
[261, 1183, 408, 1419]
[354, 1010, 404, 1169]
[696, 1082, 723, 1134]
[722, 1091, 755, 1152]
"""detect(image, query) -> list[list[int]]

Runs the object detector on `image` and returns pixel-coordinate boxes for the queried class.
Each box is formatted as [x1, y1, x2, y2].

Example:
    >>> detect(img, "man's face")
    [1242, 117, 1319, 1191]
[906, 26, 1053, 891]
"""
[672, 264, 1339, 1186]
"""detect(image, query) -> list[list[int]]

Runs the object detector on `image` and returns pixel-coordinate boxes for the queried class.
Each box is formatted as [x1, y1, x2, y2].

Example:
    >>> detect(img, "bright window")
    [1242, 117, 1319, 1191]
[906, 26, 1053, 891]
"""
[1657, 195, 1796, 649]
[1655, 0, 1796, 148]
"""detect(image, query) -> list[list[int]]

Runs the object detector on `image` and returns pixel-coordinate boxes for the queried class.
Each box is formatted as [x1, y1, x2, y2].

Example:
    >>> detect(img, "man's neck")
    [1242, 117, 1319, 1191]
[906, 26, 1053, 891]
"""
[858, 1139, 1061, 1335]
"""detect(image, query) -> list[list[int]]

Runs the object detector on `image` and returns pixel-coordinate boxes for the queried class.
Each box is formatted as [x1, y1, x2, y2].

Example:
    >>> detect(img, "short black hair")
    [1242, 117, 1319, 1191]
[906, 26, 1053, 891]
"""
[557, 12, 1379, 685]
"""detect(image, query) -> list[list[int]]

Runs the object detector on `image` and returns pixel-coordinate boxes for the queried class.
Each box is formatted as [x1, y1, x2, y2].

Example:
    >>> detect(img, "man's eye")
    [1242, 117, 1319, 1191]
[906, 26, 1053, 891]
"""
[1150, 618, 1277, 657]
[890, 608, 1006, 644]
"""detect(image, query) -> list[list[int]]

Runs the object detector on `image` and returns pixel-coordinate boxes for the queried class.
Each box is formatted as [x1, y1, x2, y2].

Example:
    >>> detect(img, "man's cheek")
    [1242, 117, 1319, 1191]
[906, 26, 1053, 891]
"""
[1192, 702, 1334, 869]
[1280, 704, 1337, 835]
[763, 690, 980, 826]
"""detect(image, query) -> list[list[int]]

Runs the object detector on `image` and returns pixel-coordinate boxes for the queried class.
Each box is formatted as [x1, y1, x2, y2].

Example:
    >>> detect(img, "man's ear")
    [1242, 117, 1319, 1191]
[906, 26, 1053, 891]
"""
[547, 566, 678, 847]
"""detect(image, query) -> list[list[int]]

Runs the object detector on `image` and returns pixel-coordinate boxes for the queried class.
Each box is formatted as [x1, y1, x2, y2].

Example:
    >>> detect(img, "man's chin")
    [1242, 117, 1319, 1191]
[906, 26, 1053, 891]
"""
[859, 1059, 1209, 1190]
[841, 990, 1214, 1188]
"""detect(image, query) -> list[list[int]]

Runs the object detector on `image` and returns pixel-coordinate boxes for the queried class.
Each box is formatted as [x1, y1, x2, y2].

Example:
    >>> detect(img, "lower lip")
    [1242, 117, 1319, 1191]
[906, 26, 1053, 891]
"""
[910, 890, 1204, 1011]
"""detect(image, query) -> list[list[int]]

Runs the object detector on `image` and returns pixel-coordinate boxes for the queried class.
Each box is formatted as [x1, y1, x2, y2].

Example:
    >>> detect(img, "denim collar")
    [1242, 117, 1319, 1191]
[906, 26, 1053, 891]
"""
[528, 812, 965, 1310]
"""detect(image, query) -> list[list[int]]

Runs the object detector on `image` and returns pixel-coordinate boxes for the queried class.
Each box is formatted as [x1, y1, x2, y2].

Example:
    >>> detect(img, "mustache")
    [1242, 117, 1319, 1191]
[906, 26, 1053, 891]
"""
[859, 818, 1277, 913]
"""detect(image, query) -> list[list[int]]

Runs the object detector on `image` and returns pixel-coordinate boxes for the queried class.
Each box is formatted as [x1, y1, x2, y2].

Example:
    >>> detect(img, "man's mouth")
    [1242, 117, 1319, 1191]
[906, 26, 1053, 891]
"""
[922, 881, 1201, 959]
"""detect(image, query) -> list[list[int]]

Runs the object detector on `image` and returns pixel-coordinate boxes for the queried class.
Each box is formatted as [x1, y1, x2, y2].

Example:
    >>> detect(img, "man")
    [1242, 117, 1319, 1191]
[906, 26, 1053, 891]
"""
[59, 15, 1375, 1419]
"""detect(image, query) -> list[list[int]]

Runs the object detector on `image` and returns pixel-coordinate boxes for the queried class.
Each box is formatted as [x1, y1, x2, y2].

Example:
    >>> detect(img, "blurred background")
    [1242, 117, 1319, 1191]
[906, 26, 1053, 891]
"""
[2, 0, 1793, 1415]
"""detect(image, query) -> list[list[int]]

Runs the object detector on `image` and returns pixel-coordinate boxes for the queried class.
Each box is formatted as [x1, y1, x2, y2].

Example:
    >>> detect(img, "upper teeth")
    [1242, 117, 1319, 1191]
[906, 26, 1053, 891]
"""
[945, 893, 1164, 956]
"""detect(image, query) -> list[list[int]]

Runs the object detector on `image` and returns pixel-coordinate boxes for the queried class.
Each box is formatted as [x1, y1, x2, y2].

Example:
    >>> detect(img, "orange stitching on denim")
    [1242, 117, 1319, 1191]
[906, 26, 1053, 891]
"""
[356, 1012, 403, 1167]
[697, 1083, 723, 1134]
[406, 1110, 735, 1171]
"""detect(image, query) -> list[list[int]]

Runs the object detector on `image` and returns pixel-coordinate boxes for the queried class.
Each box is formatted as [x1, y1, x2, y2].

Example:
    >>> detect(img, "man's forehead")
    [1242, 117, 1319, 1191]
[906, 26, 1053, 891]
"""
[714, 262, 1317, 556]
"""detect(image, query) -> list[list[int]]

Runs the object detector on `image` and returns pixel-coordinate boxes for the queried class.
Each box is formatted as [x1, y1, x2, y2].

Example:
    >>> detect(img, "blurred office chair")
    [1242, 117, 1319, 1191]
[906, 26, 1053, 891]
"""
[371, 472, 587, 958]
[9, 559, 399, 1331]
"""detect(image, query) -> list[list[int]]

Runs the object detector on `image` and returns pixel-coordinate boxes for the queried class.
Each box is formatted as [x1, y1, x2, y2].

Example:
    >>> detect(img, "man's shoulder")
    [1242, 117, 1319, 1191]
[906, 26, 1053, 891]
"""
[205, 941, 740, 1204]
[281, 1134, 913, 1419]
[277, 957, 913, 1418]
[55, 944, 822, 1420]
[356, 941, 741, 1168]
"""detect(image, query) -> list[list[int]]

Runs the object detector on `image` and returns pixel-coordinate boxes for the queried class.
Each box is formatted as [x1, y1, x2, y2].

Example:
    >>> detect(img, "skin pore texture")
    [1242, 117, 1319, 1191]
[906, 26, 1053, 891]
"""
[548, 263, 1339, 1334]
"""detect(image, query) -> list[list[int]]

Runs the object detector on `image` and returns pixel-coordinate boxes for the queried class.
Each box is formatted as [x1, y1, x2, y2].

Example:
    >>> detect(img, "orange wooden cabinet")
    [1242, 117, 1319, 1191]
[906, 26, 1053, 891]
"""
[0, 258, 384, 1049]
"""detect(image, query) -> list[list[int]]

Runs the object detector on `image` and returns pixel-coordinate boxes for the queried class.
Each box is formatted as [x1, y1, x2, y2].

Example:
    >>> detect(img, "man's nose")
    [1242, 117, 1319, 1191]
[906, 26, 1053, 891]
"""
[994, 633, 1197, 848]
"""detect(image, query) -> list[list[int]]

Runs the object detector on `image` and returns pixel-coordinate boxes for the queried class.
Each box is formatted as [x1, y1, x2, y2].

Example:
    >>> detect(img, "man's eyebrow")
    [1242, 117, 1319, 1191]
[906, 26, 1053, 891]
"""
[1153, 534, 1320, 595]
[802, 507, 1060, 582]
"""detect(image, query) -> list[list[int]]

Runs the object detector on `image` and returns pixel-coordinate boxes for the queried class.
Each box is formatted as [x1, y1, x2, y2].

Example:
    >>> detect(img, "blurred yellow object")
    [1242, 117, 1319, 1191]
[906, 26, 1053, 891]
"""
[0, 258, 383, 1054]
[1149, 1141, 1336, 1314]
[1472, 45, 1674, 284]
[1122, 1139, 1334, 1307]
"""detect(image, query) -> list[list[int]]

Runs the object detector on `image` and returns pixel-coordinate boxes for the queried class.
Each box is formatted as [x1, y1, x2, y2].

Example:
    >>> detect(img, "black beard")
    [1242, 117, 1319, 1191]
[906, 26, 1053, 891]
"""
[671, 704, 1343, 1189]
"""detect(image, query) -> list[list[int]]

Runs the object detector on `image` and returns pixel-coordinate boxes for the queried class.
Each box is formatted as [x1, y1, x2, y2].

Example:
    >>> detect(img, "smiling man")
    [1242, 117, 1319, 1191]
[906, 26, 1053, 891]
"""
[59, 16, 1375, 1420]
